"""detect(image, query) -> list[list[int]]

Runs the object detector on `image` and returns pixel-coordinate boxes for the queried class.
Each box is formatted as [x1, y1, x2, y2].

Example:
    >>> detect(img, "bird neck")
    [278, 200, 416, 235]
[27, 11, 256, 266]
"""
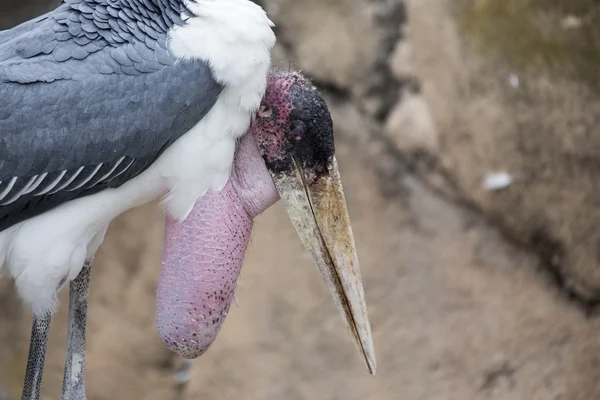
[230, 134, 279, 218]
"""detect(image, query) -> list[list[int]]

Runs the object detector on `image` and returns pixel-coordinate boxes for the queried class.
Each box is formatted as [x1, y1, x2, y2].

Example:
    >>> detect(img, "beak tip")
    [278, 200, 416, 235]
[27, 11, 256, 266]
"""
[367, 357, 377, 376]
[361, 333, 377, 376]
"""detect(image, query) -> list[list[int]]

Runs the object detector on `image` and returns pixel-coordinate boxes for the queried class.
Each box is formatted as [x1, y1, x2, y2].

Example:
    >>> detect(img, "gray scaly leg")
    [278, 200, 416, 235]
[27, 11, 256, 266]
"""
[21, 311, 52, 400]
[174, 358, 194, 385]
[174, 358, 194, 400]
[61, 261, 92, 400]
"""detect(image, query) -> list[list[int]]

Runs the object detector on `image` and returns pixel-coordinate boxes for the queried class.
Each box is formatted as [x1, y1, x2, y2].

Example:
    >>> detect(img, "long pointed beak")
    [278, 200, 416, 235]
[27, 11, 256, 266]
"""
[269, 156, 376, 375]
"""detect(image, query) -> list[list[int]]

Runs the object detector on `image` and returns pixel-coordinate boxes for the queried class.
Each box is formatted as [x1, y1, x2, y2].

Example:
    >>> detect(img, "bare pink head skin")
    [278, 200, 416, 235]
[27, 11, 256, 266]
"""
[156, 70, 376, 374]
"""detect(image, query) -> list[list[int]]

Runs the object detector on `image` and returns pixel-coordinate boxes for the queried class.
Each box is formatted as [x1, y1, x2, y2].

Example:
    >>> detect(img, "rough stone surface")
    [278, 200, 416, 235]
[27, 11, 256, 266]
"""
[2, 0, 600, 399]
[0, 0, 58, 29]
[264, 0, 381, 90]
[385, 91, 439, 152]
[403, 0, 600, 303]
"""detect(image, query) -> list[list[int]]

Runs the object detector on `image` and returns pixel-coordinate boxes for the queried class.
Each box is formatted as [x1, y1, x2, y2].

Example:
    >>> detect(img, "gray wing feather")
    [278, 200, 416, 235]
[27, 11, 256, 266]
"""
[0, 0, 224, 230]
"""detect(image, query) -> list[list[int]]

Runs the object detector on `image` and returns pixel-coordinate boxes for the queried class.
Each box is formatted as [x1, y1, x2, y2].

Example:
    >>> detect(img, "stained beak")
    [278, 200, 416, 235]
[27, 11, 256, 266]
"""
[269, 155, 376, 375]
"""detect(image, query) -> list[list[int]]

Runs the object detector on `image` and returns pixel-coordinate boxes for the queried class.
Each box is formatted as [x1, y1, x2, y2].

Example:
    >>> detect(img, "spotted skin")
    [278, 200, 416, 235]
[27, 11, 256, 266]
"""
[252, 71, 335, 179]
[61, 261, 92, 400]
[157, 179, 255, 358]
[22, 312, 51, 400]
[252, 71, 295, 165]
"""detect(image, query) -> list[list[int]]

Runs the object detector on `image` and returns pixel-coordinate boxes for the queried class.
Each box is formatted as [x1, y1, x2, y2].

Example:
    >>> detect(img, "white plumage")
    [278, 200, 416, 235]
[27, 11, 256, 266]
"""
[0, 0, 276, 316]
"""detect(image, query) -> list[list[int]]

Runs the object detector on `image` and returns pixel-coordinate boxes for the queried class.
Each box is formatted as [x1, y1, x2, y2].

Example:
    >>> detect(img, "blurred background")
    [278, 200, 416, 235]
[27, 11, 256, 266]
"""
[2, 0, 600, 399]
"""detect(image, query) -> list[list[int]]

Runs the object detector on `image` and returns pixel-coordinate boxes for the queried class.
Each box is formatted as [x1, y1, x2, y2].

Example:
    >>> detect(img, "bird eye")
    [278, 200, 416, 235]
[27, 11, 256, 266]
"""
[289, 121, 306, 139]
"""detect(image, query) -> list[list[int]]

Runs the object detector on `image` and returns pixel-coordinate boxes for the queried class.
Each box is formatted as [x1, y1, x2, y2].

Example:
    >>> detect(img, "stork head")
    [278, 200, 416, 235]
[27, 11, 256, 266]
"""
[250, 71, 376, 374]
[156, 70, 375, 375]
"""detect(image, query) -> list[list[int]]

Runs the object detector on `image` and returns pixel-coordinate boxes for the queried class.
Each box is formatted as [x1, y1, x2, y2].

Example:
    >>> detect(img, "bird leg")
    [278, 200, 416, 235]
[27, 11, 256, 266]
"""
[21, 311, 52, 400]
[61, 261, 93, 400]
[173, 357, 194, 385]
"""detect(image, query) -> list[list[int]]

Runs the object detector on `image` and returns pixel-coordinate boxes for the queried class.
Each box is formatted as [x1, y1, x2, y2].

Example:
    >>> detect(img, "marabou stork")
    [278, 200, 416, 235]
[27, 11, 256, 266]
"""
[0, 0, 376, 399]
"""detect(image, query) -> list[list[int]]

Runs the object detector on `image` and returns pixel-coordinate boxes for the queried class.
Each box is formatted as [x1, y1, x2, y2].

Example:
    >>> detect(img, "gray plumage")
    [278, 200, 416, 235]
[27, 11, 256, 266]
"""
[0, 0, 224, 231]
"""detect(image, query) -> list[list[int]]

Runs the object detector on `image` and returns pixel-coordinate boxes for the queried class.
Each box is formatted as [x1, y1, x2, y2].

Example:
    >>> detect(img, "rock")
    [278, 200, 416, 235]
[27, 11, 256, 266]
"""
[385, 90, 439, 152]
[389, 36, 414, 79]
[0, 0, 59, 29]
[403, 0, 600, 302]
[263, 0, 382, 90]
[264, 0, 407, 121]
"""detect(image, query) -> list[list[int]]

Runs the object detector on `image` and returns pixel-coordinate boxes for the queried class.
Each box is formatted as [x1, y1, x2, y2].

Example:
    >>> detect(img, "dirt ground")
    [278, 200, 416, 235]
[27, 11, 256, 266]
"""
[3, 0, 600, 399]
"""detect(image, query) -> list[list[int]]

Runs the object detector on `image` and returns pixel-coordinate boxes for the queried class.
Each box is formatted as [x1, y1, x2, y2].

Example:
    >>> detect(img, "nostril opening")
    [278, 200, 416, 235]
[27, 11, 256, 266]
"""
[258, 105, 273, 118]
